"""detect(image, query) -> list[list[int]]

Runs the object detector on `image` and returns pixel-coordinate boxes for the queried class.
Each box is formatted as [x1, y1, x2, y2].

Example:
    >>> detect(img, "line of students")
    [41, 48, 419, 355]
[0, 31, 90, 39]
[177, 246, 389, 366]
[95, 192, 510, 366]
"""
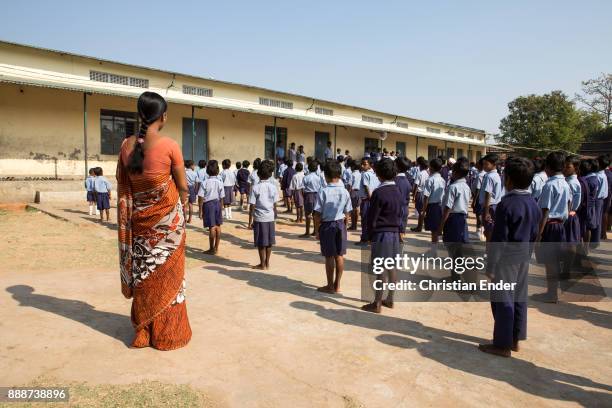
[84, 166, 112, 222]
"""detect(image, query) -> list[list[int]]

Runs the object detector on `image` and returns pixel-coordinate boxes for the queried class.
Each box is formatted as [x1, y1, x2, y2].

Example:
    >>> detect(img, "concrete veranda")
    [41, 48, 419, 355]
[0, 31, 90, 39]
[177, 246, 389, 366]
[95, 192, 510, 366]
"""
[0, 203, 610, 407]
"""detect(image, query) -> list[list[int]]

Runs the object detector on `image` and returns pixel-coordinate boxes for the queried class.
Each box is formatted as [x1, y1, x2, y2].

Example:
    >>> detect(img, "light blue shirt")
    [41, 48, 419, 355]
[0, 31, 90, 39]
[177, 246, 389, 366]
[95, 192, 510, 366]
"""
[423, 173, 446, 204]
[248, 169, 260, 185]
[297, 152, 306, 163]
[303, 172, 323, 193]
[597, 170, 609, 199]
[278, 163, 288, 178]
[479, 169, 503, 207]
[93, 176, 111, 193]
[529, 171, 548, 200]
[249, 179, 279, 222]
[185, 168, 198, 187]
[359, 169, 380, 199]
[443, 178, 471, 214]
[566, 174, 582, 212]
[276, 146, 285, 159]
[290, 172, 305, 191]
[409, 166, 419, 181]
[324, 147, 333, 159]
[414, 169, 429, 192]
[198, 176, 225, 202]
[342, 168, 352, 185]
[221, 169, 236, 187]
[476, 170, 485, 189]
[539, 174, 571, 221]
[351, 170, 362, 191]
[314, 181, 353, 222]
[85, 176, 95, 191]
[196, 168, 208, 184]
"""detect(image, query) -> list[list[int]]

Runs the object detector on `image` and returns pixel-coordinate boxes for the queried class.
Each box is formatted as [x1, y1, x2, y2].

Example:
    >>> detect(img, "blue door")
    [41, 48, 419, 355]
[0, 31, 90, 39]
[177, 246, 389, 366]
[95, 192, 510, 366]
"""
[314, 131, 329, 162]
[182, 118, 208, 162]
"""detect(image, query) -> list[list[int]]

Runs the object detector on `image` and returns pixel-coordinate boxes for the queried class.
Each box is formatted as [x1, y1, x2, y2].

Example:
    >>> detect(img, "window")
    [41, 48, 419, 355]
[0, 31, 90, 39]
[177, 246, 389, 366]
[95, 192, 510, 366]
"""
[427, 145, 438, 160]
[362, 115, 383, 124]
[264, 126, 288, 160]
[315, 107, 333, 116]
[100, 110, 138, 155]
[183, 85, 213, 97]
[90, 70, 149, 88]
[259, 97, 293, 110]
[426, 127, 441, 134]
[396, 121, 408, 129]
[364, 137, 379, 154]
[457, 148, 464, 158]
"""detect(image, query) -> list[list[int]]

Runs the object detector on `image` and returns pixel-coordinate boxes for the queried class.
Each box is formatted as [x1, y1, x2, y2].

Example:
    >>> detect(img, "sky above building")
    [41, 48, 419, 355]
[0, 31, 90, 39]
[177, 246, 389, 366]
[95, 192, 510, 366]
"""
[1, 0, 610, 133]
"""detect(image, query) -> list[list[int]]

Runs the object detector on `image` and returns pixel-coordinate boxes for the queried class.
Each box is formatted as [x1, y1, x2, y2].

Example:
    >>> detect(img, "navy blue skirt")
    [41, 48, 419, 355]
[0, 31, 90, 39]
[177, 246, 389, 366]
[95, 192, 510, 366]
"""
[188, 185, 197, 204]
[86, 191, 95, 202]
[293, 189, 304, 208]
[360, 199, 371, 241]
[203, 199, 222, 227]
[238, 183, 249, 194]
[443, 212, 468, 243]
[371, 231, 401, 260]
[319, 219, 347, 257]
[304, 192, 317, 215]
[415, 192, 424, 213]
[536, 221, 566, 263]
[564, 214, 581, 243]
[223, 186, 233, 205]
[350, 190, 361, 210]
[253, 221, 276, 247]
[96, 192, 110, 210]
[424, 202, 443, 232]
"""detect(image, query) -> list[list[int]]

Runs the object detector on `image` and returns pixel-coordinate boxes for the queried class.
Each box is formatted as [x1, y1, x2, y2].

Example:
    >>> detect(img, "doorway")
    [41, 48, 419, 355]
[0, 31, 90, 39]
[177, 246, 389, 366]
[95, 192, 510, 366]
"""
[182, 118, 208, 162]
[314, 131, 330, 162]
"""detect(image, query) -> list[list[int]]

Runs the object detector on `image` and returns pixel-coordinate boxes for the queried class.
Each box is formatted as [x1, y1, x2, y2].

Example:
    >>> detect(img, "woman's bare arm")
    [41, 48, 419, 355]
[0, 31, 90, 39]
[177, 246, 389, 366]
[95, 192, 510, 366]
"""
[172, 164, 189, 206]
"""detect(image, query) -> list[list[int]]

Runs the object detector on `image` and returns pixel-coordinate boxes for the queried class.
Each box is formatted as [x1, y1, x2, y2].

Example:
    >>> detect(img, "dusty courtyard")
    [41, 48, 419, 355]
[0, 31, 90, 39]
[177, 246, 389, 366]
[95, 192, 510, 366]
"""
[0, 203, 610, 407]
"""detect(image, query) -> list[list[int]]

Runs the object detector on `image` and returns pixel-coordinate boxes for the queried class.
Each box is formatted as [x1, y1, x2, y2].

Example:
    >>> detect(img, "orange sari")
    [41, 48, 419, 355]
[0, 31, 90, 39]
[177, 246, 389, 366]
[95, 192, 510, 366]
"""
[117, 141, 191, 350]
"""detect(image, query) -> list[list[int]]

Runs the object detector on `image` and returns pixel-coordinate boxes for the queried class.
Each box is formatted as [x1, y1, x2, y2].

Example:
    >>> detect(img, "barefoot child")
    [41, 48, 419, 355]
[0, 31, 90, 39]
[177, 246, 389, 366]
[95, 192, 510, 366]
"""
[349, 160, 362, 231]
[85, 168, 97, 216]
[93, 167, 111, 222]
[281, 159, 295, 213]
[357, 157, 380, 245]
[185, 160, 197, 223]
[248, 160, 278, 269]
[410, 156, 429, 232]
[199, 160, 224, 254]
[471, 159, 486, 240]
[422, 158, 446, 244]
[563, 155, 582, 280]
[196, 159, 207, 219]
[478, 154, 504, 242]
[237, 160, 250, 210]
[290, 162, 305, 223]
[362, 158, 401, 313]
[394, 157, 412, 240]
[313, 160, 352, 293]
[479, 157, 541, 358]
[221, 159, 236, 219]
[302, 160, 324, 237]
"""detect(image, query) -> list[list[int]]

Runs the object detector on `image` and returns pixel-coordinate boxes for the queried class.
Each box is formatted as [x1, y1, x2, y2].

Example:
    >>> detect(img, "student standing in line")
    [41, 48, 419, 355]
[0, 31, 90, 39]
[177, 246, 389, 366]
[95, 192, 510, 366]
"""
[471, 159, 486, 240]
[297, 145, 306, 164]
[196, 159, 208, 219]
[410, 156, 429, 232]
[562, 155, 582, 281]
[281, 159, 295, 213]
[581, 159, 600, 253]
[184, 160, 198, 223]
[199, 160, 224, 255]
[313, 161, 352, 293]
[236, 160, 251, 210]
[349, 160, 362, 231]
[291, 162, 305, 223]
[356, 157, 380, 245]
[301, 160, 323, 237]
[288, 142, 297, 163]
[362, 158, 401, 314]
[479, 157, 540, 358]
[394, 157, 412, 240]
[529, 157, 548, 201]
[594, 155, 610, 243]
[248, 160, 278, 270]
[422, 158, 446, 244]
[535, 152, 571, 303]
[94, 167, 112, 222]
[85, 168, 97, 216]
[479, 154, 504, 242]
[604, 155, 612, 239]
[233, 161, 241, 204]
[341, 158, 353, 190]
[220, 159, 236, 220]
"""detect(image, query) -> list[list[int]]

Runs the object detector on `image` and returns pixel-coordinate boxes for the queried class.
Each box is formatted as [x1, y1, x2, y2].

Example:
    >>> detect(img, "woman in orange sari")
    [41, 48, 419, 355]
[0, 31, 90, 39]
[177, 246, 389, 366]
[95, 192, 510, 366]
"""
[117, 91, 192, 350]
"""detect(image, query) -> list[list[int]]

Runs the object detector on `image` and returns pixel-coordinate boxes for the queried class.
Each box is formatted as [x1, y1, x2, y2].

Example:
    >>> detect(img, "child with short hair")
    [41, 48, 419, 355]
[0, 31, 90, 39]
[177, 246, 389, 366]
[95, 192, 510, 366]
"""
[581, 159, 600, 251]
[357, 157, 380, 245]
[185, 160, 198, 223]
[199, 160, 224, 255]
[362, 158, 401, 314]
[85, 168, 97, 216]
[471, 159, 486, 240]
[220, 159, 236, 220]
[290, 162, 305, 223]
[313, 160, 352, 293]
[237, 160, 251, 210]
[349, 160, 362, 231]
[479, 154, 504, 241]
[196, 159, 208, 219]
[536, 152, 571, 303]
[438, 158, 471, 244]
[342, 159, 353, 190]
[479, 157, 541, 358]
[410, 156, 429, 231]
[302, 160, 324, 237]
[563, 155, 582, 280]
[234, 161, 242, 204]
[248, 160, 278, 270]
[422, 158, 446, 243]
[93, 167, 112, 222]
[530, 158, 548, 201]
[281, 159, 295, 213]
[394, 157, 412, 239]
[594, 155, 610, 243]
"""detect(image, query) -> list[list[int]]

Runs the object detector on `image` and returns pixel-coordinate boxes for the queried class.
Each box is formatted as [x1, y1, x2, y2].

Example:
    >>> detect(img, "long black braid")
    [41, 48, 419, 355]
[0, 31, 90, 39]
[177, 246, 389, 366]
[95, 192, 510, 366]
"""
[128, 92, 167, 174]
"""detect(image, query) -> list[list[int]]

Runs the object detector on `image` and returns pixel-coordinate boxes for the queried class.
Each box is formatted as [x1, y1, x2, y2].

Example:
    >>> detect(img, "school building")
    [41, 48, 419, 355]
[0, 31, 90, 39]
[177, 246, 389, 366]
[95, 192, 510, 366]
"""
[0, 40, 487, 178]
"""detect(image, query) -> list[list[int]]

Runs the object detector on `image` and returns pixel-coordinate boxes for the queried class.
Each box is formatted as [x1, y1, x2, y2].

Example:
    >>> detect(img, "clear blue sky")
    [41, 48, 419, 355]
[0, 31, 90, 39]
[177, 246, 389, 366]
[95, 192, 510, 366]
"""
[2, 0, 611, 133]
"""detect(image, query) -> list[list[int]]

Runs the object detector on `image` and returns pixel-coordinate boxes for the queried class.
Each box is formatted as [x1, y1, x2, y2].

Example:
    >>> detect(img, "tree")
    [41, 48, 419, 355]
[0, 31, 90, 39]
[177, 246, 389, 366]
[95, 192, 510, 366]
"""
[575, 73, 612, 128]
[499, 91, 586, 156]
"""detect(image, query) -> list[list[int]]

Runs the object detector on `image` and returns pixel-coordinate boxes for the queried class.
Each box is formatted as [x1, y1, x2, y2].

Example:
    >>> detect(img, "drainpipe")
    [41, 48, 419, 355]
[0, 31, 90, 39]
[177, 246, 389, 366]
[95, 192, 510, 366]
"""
[415, 136, 419, 158]
[191, 106, 195, 162]
[444, 140, 448, 158]
[334, 125, 337, 158]
[83, 92, 88, 177]
[273, 116, 277, 164]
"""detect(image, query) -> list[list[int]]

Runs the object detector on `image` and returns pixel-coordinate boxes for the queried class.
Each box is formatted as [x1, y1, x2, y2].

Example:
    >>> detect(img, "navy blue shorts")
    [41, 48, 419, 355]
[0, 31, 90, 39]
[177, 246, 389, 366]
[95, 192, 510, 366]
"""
[188, 185, 197, 204]
[293, 189, 304, 208]
[370, 231, 400, 260]
[350, 190, 361, 210]
[319, 220, 347, 257]
[443, 212, 468, 243]
[304, 192, 317, 215]
[96, 192, 110, 210]
[424, 202, 443, 232]
[536, 221, 566, 264]
[203, 199, 222, 228]
[238, 184, 249, 195]
[415, 192, 424, 213]
[86, 191, 95, 202]
[223, 186, 233, 205]
[253, 221, 275, 247]
[564, 214, 581, 244]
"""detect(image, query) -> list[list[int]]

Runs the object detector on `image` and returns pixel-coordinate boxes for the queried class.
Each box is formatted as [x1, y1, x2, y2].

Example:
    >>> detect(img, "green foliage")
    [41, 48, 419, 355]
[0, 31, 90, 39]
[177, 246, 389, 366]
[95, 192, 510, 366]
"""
[499, 91, 592, 157]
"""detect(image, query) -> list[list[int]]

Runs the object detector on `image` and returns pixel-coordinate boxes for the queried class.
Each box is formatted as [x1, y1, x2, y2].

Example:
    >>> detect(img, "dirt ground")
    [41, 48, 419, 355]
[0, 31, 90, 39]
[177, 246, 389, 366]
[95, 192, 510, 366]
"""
[0, 203, 610, 408]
